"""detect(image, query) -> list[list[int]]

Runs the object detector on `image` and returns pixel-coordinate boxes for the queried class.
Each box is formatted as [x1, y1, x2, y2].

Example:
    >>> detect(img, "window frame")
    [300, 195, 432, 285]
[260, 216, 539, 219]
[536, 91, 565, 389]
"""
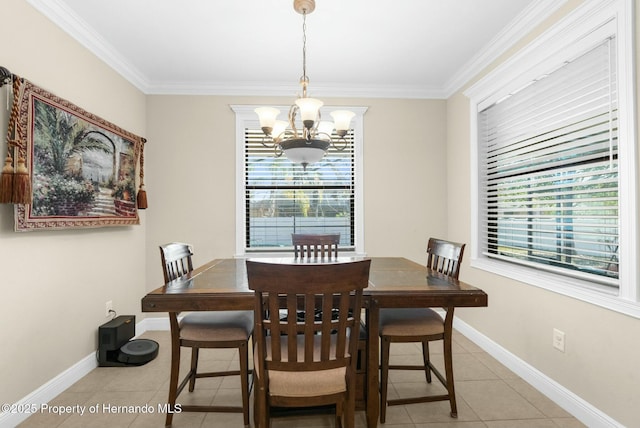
[464, 0, 639, 317]
[232, 104, 367, 257]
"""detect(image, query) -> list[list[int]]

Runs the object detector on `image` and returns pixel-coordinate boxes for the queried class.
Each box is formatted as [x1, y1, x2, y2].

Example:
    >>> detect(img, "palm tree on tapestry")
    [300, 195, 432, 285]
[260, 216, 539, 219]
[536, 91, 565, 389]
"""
[31, 99, 114, 216]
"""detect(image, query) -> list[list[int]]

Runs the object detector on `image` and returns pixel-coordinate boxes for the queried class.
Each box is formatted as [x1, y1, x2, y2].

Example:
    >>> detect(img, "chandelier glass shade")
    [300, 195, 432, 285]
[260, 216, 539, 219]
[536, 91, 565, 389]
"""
[255, 0, 355, 170]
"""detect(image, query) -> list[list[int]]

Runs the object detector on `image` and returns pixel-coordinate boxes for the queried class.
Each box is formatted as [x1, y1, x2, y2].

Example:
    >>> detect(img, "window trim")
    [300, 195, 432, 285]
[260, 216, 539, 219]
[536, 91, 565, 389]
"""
[464, 0, 639, 317]
[231, 104, 367, 257]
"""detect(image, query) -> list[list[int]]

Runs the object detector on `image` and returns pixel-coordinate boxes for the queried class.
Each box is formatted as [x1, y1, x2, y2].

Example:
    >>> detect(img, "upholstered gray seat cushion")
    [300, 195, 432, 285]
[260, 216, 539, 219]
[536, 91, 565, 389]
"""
[180, 311, 253, 342]
[254, 335, 349, 398]
[379, 308, 443, 337]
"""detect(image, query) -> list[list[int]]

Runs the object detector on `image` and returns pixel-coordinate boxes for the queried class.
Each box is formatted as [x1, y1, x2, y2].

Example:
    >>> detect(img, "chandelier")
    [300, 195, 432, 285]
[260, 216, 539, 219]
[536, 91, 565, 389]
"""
[255, 0, 355, 170]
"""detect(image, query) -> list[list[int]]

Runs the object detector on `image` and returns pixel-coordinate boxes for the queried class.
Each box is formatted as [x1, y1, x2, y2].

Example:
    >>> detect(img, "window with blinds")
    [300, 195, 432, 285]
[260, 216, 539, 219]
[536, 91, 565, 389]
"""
[478, 37, 619, 286]
[245, 129, 355, 251]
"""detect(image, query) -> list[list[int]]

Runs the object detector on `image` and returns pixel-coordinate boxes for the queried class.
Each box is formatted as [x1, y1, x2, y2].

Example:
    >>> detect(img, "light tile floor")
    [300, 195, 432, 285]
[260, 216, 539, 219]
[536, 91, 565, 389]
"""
[18, 330, 585, 428]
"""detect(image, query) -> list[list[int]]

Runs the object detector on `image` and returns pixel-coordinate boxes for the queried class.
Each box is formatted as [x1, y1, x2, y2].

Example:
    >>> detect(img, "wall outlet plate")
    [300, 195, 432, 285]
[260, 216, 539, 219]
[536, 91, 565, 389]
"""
[553, 328, 565, 352]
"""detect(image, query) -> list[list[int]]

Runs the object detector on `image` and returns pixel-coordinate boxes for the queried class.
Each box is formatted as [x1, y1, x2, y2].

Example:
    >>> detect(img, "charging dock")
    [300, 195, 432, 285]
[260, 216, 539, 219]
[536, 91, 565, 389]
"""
[98, 315, 158, 367]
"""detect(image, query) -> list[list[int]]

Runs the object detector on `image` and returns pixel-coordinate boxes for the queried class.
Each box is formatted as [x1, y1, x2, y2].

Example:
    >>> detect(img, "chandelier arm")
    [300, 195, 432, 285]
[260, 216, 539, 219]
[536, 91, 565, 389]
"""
[260, 136, 276, 149]
[331, 137, 349, 151]
[281, 129, 294, 140]
[288, 105, 300, 138]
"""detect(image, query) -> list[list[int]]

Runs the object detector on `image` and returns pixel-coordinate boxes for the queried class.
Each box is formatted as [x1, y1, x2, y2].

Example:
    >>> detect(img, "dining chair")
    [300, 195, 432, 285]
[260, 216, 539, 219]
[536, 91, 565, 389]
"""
[292, 233, 340, 259]
[247, 258, 371, 428]
[289, 233, 342, 322]
[378, 238, 466, 421]
[159, 242, 253, 427]
[290, 232, 368, 407]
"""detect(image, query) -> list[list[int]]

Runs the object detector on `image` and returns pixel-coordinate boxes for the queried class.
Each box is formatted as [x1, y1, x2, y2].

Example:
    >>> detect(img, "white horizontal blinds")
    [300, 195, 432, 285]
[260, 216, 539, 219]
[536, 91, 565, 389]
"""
[245, 129, 355, 249]
[479, 37, 619, 285]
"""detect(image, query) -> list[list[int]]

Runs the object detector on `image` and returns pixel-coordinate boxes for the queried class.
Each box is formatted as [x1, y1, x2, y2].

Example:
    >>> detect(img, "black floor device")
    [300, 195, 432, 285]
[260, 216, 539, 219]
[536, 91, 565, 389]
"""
[98, 315, 159, 367]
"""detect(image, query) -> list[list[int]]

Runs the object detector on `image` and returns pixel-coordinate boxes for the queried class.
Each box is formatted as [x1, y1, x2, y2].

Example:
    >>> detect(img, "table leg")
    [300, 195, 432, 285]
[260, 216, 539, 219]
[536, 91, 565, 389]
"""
[366, 300, 380, 428]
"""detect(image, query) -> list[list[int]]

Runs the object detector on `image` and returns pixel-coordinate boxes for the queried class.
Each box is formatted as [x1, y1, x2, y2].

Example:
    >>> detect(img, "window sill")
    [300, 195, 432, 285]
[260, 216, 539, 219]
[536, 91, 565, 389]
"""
[471, 257, 640, 319]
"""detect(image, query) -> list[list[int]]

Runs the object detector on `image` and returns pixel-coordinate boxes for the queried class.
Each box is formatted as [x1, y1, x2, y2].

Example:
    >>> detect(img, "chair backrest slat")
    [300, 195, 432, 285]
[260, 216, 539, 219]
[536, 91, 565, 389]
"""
[426, 238, 465, 280]
[159, 242, 194, 283]
[292, 233, 340, 259]
[247, 259, 370, 375]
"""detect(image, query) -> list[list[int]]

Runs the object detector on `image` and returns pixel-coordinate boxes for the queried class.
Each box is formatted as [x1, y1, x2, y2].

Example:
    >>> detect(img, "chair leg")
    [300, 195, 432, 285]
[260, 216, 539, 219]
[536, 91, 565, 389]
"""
[254, 382, 269, 428]
[344, 380, 356, 428]
[336, 400, 344, 428]
[239, 342, 250, 425]
[253, 386, 260, 428]
[264, 393, 271, 428]
[165, 338, 181, 427]
[421, 340, 432, 383]
[188, 347, 199, 392]
[379, 336, 391, 424]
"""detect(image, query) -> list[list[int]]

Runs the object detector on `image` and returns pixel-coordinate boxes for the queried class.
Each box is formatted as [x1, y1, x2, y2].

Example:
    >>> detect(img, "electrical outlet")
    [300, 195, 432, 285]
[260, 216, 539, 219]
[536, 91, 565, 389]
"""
[105, 300, 113, 318]
[552, 328, 565, 352]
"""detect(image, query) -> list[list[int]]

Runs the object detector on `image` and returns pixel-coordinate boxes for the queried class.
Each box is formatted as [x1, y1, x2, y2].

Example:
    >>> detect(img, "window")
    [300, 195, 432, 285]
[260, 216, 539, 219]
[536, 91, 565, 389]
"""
[244, 128, 354, 250]
[465, 0, 638, 315]
[232, 105, 366, 255]
[480, 38, 619, 285]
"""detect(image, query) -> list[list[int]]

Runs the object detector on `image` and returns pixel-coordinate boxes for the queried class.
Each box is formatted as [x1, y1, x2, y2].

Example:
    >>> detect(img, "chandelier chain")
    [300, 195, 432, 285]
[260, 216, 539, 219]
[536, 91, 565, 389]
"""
[301, 10, 308, 96]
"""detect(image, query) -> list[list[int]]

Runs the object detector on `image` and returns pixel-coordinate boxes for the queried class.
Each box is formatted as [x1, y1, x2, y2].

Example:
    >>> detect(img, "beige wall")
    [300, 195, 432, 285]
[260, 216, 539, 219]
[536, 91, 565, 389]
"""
[144, 96, 447, 290]
[447, 1, 640, 426]
[0, 0, 146, 404]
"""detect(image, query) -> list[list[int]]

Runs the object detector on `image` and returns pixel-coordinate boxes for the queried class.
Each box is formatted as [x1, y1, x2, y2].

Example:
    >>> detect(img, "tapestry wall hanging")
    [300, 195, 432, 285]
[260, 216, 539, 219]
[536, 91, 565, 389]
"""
[1, 68, 148, 231]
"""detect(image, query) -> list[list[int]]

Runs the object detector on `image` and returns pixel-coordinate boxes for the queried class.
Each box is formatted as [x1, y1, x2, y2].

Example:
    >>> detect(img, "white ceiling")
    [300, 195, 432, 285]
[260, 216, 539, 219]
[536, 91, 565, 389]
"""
[26, 0, 563, 98]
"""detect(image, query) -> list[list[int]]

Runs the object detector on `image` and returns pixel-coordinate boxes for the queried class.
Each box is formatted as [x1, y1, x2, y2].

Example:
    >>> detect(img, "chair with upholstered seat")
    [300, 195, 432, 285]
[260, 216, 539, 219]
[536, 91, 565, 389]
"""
[379, 238, 466, 421]
[290, 232, 369, 407]
[247, 258, 371, 428]
[159, 242, 253, 427]
[292, 233, 340, 259]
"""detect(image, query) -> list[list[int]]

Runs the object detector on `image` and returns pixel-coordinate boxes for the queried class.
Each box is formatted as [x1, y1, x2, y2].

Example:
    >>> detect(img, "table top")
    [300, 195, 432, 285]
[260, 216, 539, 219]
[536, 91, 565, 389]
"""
[141, 257, 488, 312]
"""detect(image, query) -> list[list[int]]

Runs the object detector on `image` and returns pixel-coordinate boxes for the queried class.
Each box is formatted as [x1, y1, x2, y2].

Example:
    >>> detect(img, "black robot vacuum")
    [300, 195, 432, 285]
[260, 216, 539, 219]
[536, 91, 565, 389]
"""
[97, 315, 159, 367]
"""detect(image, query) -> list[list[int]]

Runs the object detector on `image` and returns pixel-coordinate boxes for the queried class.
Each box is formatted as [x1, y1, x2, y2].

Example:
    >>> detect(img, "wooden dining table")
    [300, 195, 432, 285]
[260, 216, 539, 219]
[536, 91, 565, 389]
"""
[141, 256, 488, 428]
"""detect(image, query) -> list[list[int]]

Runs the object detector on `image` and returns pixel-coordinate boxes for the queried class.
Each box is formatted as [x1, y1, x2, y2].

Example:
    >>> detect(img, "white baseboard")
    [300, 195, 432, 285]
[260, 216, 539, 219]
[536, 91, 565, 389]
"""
[0, 351, 97, 428]
[2, 315, 621, 428]
[453, 317, 623, 428]
[136, 315, 170, 333]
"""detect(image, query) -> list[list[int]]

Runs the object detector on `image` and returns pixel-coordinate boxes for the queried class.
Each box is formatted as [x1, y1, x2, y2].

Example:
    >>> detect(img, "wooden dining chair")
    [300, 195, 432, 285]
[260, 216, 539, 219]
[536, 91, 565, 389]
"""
[292, 233, 340, 259]
[290, 233, 342, 323]
[247, 258, 371, 428]
[378, 238, 466, 421]
[290, 232, 369, 407]
[159, 242, 253, 427]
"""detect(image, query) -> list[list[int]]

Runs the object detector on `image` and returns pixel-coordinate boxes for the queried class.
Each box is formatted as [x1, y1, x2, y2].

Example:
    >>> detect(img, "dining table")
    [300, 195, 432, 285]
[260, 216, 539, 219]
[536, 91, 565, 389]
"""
[141, 256, 488, 428]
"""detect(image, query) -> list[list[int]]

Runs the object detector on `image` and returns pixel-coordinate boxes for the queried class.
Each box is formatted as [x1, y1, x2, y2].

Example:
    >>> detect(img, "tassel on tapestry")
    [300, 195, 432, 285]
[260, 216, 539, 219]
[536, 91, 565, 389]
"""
[0, 74, 20, 203]
[0, 154, 13, 203]
[137, 138, 148, 209]
[1, 74, 31, 204]
[12, 154, 31, 204]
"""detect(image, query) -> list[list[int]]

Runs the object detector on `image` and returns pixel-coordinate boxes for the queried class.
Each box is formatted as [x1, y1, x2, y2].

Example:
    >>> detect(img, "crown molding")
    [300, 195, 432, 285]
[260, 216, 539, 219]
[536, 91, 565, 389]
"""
[26, 0, 150, 91]
[147, 81, 448, 99]
[443, 0, 568, 98]
[27, 0, 567, 99]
